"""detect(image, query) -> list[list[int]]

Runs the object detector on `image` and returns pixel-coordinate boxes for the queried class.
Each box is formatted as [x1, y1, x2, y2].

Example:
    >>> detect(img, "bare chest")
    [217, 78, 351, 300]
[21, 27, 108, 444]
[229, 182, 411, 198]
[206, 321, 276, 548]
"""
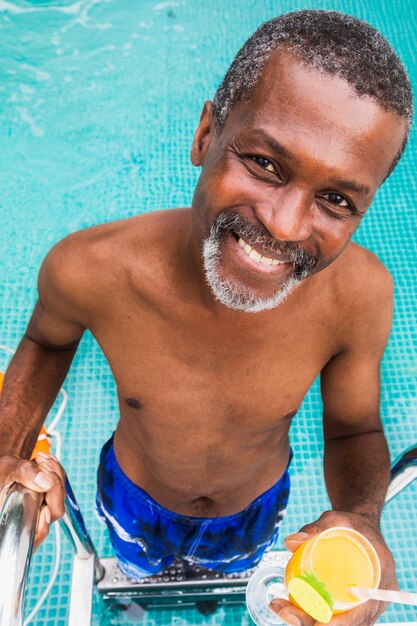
[93, 302, 333, 431]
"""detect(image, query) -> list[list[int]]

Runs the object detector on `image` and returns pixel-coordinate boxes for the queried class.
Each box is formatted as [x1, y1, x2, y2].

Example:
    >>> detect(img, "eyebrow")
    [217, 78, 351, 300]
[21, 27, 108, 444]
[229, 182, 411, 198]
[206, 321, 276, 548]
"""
[330, 179, 370, 197]
[251, 128, 298, 163]
[248, 128, 371, 197]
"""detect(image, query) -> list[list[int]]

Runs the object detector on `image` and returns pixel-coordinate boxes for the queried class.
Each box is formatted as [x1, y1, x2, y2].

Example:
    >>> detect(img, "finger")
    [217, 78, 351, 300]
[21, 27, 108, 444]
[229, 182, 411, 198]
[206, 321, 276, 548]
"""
[284, 512, 355, 552]
[284, 531, 310, 552]
[269, 598, 292, 614]
[33, 506, 51, 552]
[284, 520, 323, 552]
[275, 602, 316, 626]
[35, 462, 66, 521]
[4, 458, 55, 494]
[35, 453, 66, 484]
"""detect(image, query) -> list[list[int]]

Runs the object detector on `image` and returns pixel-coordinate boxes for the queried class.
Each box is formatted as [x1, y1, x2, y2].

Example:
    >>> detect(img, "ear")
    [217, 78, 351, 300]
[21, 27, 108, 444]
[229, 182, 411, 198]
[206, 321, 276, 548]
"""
[190, 100, 216, 167]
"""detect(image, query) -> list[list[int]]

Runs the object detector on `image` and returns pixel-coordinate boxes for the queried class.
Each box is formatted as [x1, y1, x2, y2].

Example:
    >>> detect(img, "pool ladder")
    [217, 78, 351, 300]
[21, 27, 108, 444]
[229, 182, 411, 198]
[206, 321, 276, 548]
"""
[0, 478, 103, 626]
[0, 445, 416, 626]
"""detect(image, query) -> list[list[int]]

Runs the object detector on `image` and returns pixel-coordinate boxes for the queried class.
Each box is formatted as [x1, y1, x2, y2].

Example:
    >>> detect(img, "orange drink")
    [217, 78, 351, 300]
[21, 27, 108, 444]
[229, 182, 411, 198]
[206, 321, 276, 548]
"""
[284, 527, 381, 623]
[246, 527, 381, 626]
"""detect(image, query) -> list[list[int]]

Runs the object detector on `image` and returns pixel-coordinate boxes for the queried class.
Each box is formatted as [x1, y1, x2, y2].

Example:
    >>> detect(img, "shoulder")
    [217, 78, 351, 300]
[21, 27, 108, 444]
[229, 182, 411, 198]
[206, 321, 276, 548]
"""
[39, 219, 129, 297]
[39, 209, 189, 318]
[329, 242, 393, 352]
[42, 209, 185, 275]
[38, 222, 120, 328]
[333, 241, 393, 306]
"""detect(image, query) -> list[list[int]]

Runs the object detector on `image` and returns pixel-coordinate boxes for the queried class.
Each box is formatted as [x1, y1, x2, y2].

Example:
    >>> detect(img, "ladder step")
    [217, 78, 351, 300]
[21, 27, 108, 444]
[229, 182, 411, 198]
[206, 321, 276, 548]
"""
[98, 550, 290, 602]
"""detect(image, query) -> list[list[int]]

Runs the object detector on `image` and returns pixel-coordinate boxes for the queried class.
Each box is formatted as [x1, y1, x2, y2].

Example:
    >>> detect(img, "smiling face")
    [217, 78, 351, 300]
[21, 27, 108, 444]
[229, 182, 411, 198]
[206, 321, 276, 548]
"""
[190, 50, 406, 313]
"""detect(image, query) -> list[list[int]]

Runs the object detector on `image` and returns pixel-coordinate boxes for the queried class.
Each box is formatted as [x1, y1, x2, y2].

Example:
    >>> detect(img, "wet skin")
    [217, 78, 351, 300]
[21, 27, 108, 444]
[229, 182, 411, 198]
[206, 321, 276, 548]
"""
[29, 51, 406, 519]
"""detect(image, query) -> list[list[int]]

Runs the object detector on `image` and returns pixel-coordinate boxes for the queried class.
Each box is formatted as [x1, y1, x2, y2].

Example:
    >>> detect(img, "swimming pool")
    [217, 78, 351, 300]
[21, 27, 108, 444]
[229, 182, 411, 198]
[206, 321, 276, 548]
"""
[0, 0, 416, 624]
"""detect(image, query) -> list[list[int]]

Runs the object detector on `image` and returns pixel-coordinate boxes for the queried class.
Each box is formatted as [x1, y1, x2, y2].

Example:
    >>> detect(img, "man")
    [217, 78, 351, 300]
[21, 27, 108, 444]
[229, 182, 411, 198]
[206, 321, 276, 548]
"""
[0, 9, 413, 626]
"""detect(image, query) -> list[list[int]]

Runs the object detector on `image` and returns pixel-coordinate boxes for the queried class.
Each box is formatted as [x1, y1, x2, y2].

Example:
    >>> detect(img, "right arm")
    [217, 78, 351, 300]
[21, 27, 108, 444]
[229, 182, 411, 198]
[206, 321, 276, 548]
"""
[0, 237, 89, 545]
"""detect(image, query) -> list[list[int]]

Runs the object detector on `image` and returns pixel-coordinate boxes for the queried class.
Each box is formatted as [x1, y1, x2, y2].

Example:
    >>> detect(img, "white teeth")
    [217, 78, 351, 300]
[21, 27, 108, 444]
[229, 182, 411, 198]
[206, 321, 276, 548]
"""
[249, 248, 262, 262]
[237, 238, 287, 266]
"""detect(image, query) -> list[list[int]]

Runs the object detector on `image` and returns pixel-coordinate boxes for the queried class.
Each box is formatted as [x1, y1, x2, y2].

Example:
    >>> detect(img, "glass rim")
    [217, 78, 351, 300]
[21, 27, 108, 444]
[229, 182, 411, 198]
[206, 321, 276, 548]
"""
[301, 526, 381, 610]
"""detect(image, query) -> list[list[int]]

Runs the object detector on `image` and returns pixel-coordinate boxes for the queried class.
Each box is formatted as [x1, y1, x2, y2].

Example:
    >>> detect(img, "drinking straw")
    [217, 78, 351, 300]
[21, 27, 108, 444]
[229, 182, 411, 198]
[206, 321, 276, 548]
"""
[351, 587, 417, 607]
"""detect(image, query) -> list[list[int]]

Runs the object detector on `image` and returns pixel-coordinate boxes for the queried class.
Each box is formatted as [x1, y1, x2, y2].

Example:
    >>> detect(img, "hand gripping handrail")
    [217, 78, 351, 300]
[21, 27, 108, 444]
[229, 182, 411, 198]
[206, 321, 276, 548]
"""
[0, 479, 104, 626]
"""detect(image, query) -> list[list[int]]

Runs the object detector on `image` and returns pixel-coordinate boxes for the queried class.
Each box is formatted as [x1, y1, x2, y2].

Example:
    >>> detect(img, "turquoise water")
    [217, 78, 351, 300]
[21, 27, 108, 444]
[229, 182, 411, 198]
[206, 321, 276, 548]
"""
[0, 0, 416, 624]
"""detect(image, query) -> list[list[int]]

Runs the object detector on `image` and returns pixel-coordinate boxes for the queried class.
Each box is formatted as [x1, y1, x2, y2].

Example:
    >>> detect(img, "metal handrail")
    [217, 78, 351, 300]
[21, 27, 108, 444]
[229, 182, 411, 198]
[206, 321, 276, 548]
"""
[0, 485, 42, 626]
[386, 444, 417, 503]
[62, 478, 104, 583]
[0, 478, 103, 626]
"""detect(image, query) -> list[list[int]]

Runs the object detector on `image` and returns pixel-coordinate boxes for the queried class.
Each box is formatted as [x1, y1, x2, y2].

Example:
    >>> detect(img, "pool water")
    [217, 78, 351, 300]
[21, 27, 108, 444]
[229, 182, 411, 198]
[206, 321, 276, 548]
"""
[0, 0, 416, 624]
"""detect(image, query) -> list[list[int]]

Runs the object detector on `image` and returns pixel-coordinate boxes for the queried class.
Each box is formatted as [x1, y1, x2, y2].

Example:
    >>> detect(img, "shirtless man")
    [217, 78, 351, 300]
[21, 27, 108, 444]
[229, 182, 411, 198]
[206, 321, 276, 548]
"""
[0, 10, 413, 626]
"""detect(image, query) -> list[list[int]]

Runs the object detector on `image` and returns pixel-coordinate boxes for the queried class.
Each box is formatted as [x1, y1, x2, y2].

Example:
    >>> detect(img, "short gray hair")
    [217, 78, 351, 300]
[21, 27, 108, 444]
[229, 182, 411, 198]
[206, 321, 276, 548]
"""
[213, 10, 413, 176]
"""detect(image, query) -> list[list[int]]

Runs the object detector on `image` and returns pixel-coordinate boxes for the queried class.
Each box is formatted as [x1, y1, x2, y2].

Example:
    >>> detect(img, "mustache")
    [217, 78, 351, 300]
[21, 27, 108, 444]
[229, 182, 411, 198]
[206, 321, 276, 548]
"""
[210, 212, 317, 275]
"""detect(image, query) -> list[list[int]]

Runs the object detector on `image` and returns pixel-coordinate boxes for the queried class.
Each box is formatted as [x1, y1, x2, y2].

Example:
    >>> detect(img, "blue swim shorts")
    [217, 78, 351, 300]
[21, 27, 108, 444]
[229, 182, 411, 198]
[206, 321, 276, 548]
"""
[96, 435, 291, 578]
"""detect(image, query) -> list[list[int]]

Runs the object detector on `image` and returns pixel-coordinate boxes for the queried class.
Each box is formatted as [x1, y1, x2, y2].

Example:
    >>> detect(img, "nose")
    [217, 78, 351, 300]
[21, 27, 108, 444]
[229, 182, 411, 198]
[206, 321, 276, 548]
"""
[255, 186, 313, 243]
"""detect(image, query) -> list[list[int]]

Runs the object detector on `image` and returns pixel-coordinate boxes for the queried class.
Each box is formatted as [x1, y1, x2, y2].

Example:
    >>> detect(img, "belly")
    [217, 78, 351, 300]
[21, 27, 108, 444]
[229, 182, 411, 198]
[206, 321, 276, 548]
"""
[113, 413, 292, 516]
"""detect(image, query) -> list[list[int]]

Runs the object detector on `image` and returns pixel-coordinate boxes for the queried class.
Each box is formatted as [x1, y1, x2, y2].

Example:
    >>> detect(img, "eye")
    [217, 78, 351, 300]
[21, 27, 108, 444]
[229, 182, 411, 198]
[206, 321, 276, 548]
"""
[317, 191, 362, 220]
[251, 156, 277, 174]
[322, 192, 350, 207]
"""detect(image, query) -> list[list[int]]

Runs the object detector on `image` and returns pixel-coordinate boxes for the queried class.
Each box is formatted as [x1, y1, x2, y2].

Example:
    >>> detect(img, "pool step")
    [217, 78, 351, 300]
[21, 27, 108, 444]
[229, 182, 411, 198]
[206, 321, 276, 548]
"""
[97, 549, 290, 605]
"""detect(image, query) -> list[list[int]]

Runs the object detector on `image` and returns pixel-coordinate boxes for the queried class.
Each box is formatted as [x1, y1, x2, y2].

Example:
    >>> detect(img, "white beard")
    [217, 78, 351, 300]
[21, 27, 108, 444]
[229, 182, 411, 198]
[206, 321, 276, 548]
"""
[202, 233, 301, 314]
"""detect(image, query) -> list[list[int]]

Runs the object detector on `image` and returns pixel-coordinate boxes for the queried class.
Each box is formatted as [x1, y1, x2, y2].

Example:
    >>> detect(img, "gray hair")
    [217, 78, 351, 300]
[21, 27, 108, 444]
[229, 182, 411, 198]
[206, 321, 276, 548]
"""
[212, 10, 413, 177]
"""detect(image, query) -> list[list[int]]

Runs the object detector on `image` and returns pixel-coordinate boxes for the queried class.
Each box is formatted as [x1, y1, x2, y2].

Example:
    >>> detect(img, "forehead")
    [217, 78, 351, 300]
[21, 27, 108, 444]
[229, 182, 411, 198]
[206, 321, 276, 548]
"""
[224, 49, 405, 186]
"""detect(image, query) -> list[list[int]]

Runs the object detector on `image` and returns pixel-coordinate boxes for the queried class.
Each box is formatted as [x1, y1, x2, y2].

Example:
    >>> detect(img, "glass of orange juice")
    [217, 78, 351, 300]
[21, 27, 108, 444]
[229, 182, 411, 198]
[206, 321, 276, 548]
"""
[246, 527, 381, 625]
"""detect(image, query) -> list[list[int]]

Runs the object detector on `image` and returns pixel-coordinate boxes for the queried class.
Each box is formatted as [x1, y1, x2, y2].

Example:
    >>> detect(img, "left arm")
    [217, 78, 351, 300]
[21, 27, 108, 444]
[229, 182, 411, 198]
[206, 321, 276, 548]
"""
[319, 267, 393, 522]
[272, 269, 397, 626]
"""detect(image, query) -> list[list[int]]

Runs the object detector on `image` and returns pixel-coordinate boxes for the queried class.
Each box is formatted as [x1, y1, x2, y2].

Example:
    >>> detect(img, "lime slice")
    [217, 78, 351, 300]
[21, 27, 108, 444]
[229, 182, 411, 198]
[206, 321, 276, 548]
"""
[287, 576, 333, 623]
